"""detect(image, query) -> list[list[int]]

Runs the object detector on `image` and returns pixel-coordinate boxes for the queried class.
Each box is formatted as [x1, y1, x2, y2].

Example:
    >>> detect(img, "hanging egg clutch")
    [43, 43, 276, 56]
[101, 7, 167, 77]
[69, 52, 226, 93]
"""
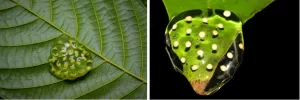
[48, 37, 93, 80]
[165, 9, 244, 95]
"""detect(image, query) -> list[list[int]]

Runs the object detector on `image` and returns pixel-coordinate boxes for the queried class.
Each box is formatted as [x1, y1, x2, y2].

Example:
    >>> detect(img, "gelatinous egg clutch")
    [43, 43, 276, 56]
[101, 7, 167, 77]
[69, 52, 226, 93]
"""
[165, 9, 244, 95]
[48, 37, 93, 80]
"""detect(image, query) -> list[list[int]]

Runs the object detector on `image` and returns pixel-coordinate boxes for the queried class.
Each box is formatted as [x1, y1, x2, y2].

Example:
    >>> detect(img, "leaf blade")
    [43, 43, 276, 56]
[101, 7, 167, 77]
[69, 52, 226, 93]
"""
[0, 0, 17, 10]
[0, 19, 62, 46]
[163, 0, 274, 23]
[0, 0, 146, 99]
[0, 40, 53, 69]
[0, 62, 124, 99]
[0, 54, 104, 89]
[10, 0, 146, 82]
[78, 74, 143, 99]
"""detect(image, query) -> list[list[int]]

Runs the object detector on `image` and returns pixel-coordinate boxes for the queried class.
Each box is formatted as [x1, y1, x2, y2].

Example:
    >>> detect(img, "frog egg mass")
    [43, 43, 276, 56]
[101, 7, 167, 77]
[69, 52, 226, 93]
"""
[165, 9, 244, 95]
[49, 37, 93, 80]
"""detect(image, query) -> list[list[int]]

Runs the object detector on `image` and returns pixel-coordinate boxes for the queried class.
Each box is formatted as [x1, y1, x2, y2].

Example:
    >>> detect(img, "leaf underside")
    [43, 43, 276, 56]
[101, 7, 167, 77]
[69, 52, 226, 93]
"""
[163, 0, 274, 23]
[0, 0, 147, 99]
[163, 0, 274, 95]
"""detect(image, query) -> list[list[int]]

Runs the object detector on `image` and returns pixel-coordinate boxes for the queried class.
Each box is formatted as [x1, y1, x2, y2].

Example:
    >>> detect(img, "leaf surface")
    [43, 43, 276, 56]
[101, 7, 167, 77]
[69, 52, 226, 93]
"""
[0, 0, 147, 99]
[163, 0, 274, 23]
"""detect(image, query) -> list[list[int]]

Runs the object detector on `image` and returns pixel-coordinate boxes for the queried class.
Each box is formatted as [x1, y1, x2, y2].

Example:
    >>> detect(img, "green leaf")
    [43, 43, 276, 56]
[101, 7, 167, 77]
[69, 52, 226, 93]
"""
[139, 0, 146, 7]
[0, 0, 146, 99]
[163, 0, 274, 95]
[163, 0, 274, 23]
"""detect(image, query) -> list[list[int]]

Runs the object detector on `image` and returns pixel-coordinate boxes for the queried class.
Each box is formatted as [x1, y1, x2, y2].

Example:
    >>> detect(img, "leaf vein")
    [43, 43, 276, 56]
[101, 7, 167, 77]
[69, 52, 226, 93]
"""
[30, 0, 32, 9]
[120, 83, 144, 99]
[90, 0, 103, 53]
[0, 18, 39, 29]
[129, 0, 144, 78]
[0, 4, 17, 11]
[70, 0, 79, 38]
[111, 0, 126, 68]
[49, 0, 52, 22]
[76, 72, 125, 99]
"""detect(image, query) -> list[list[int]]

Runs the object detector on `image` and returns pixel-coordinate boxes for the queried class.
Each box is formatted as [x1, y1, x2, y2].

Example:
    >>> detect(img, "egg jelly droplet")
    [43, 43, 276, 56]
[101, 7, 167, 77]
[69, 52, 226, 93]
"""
[48, 36, 93, 80]
[164, 9, 244, 95]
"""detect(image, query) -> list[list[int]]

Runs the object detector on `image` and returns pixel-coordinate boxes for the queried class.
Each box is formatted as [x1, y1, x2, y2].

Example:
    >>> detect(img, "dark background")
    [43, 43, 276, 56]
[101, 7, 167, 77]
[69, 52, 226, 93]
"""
[150, 0, 299, 99]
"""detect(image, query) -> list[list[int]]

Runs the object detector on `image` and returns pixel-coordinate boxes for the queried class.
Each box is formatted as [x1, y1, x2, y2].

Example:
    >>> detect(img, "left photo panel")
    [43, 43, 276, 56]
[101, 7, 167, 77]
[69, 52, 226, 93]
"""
[0, 0, 147, 99]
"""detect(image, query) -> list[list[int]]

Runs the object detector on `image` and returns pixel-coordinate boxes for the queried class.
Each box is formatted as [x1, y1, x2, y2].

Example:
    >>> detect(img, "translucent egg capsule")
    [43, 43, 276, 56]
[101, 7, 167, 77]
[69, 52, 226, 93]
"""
[49, 36, 93, 80]
[165, 9, 244, 95]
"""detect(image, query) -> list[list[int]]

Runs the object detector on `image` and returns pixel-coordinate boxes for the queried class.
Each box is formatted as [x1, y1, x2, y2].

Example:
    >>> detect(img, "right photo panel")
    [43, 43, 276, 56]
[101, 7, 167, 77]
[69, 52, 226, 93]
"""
[150, 0, 299, 99]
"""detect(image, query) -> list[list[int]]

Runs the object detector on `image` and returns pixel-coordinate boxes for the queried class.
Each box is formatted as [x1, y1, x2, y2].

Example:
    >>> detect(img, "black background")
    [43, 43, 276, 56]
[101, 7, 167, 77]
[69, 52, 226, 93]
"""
[150, 0, 299, 99]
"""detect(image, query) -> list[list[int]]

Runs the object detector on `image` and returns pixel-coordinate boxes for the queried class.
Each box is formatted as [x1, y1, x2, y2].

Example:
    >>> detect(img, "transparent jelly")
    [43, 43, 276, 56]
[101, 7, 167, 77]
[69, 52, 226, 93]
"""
[49, 36, 93, 80]
[165, 9, 244, 95]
